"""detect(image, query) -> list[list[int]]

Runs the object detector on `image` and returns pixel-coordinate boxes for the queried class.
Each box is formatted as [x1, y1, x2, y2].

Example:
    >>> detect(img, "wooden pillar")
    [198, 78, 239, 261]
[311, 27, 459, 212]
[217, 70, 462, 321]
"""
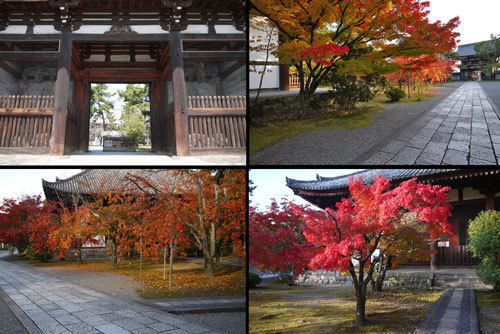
[50, 29, 72, 155]
[279, 64, 290, 91]
[485, 192, 496, 211]
[78, 80, 90, 152]
[430, 239, 438, 270]
[170, 30, 190, 156]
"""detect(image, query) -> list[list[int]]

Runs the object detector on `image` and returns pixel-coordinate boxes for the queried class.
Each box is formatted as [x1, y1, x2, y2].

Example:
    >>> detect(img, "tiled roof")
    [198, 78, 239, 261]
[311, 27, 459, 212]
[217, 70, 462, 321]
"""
[286, 169, 457, 191]
[458, 40, 493, 57]
[42, 169, 181, 197]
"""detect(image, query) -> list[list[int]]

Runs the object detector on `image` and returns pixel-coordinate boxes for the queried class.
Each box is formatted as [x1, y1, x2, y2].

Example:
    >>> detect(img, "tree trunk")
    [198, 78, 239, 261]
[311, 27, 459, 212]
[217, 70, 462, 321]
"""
[107, 238, 118, 269]
[163, 244, 168, 280]
[355, 287, 367, 325]
[77, 239, 82, 265]
[169, 238, 176, 289]
[255, 27, 274, 102]
[139, 235, 143, 285]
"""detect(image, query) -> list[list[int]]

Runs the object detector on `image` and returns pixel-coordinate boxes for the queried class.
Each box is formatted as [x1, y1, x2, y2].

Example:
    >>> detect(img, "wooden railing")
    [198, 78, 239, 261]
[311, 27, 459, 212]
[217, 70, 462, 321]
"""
[0, 95, 55, 148]
[289, 76, 308, 88]
[187, 95, 246, 151]
[437, 245, 480, 267]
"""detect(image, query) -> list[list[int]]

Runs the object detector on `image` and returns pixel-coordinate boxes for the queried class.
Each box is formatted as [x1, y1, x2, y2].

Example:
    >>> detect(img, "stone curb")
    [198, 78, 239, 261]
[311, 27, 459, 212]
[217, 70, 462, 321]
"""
[0, 286, 42, 334]
[469, 289, 479, 334]
[415, 289, 453, 334]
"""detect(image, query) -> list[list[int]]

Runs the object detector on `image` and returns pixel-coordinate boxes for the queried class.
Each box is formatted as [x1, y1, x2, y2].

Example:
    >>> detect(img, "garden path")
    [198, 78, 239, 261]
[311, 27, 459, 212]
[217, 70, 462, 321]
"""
[416, 288, 479, 334]
[0, 253, 222, 334]
[363, 81, 500, 165]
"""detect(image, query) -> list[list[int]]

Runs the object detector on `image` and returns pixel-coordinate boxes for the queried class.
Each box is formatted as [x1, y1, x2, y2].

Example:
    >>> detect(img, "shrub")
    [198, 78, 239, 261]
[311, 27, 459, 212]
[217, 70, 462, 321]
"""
[385, 86, 406, 102]
[329, 72, 388, 110]
[249, 272, 262, 289]
[468, 210, 500, 291]
[24, 243, 52, 263]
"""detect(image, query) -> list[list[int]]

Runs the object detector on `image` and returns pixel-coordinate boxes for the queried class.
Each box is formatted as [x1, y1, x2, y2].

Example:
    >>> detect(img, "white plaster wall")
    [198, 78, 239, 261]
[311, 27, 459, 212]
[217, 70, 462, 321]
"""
[250, 65, 280, 90]
[447, 189, 459, 202]
[463, 187, 484, 200]
[250, 17, 278, 62]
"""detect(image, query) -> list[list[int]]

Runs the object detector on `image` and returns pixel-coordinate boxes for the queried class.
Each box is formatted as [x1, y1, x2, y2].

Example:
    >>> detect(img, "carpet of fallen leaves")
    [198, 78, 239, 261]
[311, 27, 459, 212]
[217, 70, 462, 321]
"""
[34, 259, 245, 299]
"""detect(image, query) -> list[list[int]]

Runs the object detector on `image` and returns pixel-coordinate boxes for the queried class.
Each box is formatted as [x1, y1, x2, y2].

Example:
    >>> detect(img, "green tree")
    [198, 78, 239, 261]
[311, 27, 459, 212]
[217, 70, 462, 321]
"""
[118, 84, 150, 118]
[90, 84, 116, 135]
[121, 112, 146, 145]
[468, 210, 500, 291]
[474, 34, 500, 78]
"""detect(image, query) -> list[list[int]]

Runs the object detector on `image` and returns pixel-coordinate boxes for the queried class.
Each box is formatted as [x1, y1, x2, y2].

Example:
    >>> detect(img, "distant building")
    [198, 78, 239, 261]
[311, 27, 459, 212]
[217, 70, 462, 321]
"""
[457, 41, 499, 81]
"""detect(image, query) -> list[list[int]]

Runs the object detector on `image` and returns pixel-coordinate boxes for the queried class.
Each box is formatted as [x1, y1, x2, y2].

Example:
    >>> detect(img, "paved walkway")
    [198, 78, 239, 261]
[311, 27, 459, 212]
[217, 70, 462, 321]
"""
[0, 254, 222, 334]
[363, 82, 500, 165]
[0, 151, 245, 166]
[415, 289, 479, 334]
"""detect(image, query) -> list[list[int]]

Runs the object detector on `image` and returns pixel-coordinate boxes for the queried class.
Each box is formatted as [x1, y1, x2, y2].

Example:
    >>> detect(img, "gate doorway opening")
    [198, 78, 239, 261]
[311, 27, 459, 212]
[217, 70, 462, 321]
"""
[88, 83, 151, 153]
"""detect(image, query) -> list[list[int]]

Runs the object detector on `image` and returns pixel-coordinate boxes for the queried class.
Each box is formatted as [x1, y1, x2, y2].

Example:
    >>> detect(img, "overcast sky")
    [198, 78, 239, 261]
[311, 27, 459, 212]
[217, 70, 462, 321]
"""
[250, 169, 364, 210]
[427, 0, 499, 45]
[0, 169, 82, 202]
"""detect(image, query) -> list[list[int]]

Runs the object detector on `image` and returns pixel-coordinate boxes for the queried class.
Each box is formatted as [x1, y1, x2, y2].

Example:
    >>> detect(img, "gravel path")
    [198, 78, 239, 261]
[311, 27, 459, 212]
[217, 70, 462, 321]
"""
[1, 254, 245, 334]
[1, 256, 142, 301]
[250, 83, 463, 165]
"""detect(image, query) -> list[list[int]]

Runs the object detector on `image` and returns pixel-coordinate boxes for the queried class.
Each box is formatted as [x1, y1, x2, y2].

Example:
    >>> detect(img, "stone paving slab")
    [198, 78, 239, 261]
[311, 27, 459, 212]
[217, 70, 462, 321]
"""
[0, 254, 224, 334]
[140, 296, 245, 314]
[415, 288, 480, 334]
[362, 82, 500, 165]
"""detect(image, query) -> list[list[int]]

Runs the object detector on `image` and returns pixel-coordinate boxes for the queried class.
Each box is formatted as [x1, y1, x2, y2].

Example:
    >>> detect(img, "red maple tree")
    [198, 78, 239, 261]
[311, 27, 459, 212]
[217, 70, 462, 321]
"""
[250, 176, 452, 325]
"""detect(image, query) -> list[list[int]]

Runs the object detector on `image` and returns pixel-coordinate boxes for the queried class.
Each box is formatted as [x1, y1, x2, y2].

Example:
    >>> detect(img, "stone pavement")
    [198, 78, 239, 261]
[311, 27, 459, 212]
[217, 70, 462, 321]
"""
[0, 254, 223, 334]
[415, 288, 479, 334]
[0, 151, 245, 166]
[362, 82, 500, 165]
[141, 296, 245, 314]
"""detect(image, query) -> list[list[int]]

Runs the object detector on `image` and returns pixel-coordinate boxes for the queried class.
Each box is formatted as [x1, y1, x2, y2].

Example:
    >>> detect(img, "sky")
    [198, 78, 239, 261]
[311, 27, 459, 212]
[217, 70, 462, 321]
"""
[427, 0, 500, 45]
[249, 169, 364, 209]
[0, 169, 82, 202]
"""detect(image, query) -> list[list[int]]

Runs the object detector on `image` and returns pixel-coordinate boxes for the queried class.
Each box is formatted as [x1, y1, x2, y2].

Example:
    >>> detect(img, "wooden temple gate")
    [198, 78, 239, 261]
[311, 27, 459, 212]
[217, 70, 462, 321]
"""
[0, 0, 246, 156]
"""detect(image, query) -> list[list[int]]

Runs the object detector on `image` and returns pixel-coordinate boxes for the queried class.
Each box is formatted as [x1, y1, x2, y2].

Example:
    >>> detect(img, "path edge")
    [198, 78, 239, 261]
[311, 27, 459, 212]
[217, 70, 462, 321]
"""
[414, 289, 452, 334]
[469, 289, 479, 334]
[0, 286, 43, 334]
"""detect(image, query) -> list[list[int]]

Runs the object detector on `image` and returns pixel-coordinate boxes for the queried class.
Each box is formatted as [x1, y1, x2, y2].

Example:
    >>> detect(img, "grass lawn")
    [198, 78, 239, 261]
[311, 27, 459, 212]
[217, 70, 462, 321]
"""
[34, 258, 245, 299]
[475, 290, 500, 334]
[250, 90, 435, 155]
[250, 279, 442, 333]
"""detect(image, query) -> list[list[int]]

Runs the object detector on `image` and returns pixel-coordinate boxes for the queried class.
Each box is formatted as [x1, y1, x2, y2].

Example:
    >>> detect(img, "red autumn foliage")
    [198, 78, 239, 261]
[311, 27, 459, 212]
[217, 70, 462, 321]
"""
[250, 175, 452, 325]
[298, 44, 350, 66]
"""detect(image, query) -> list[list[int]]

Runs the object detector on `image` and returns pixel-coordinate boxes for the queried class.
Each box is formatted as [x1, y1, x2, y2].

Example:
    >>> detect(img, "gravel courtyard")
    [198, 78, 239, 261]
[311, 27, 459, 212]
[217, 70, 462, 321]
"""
[0, 252, 245, 334]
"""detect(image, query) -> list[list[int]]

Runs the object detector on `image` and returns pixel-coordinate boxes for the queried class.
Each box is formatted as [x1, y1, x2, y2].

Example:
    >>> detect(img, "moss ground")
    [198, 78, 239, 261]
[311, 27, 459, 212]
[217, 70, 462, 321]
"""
[250, 89, 436, 155]
[475, 290, 500, 334]
[250, 279, 442, 333]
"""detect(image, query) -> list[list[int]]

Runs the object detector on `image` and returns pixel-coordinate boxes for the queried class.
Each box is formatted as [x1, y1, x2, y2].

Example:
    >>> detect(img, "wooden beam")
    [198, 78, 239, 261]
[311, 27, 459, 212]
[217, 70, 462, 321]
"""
[0, 52, 59, 61]
[70, 62, 80, 81]
[82, 61, 159, 68]
[182, 51, 245, 60]
[0, 110, 54, 116]
[0, 33, 244, 42]
[78, 69, 161, 78]
[187, 109, 246, 117]
[0, 61, 20, 79]
[50, 30, 72, 156]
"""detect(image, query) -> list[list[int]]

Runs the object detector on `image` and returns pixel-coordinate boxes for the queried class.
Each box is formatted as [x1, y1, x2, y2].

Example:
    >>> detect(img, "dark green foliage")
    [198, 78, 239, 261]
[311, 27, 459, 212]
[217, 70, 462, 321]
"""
[385, 86, 406, 102]
[473, 35, 500, 77]
[328, 72, 388, 110]
[90, 84, 116, 132]
[468, 210, 500, 291]
[24, 243, 52, 263]
[249, 272, 262, 289]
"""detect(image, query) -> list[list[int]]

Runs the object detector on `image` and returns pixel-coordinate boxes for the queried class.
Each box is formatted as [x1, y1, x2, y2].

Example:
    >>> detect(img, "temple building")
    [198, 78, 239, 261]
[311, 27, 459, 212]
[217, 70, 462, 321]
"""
[42, 169, 177, 206]
[456, 40, 499, 81]
[0, 0, 246, 156]
[286, 169, 500, 268]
